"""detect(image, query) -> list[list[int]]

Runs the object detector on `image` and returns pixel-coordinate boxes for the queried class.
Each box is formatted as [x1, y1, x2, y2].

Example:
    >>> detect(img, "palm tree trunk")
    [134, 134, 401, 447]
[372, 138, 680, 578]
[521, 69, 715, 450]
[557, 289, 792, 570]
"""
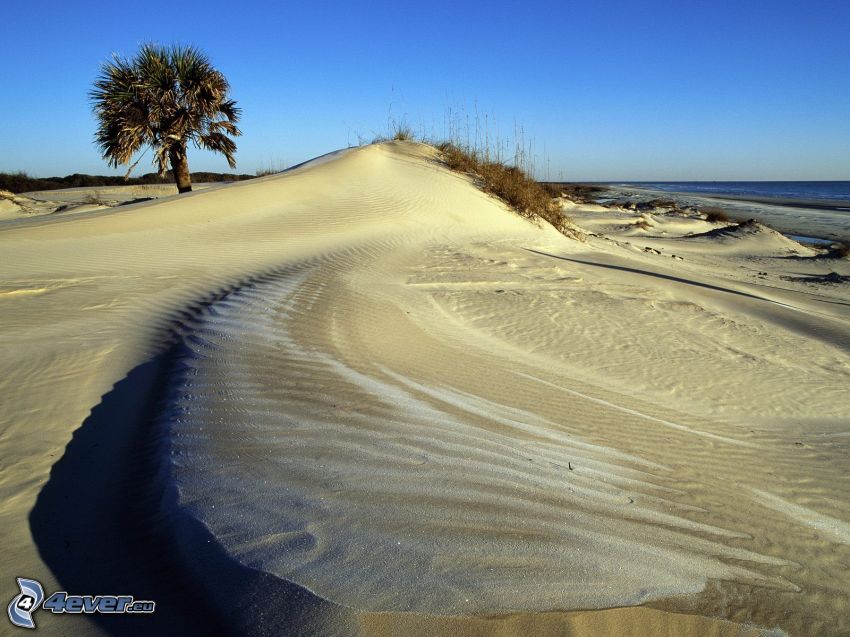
[169, 145, 192, 193]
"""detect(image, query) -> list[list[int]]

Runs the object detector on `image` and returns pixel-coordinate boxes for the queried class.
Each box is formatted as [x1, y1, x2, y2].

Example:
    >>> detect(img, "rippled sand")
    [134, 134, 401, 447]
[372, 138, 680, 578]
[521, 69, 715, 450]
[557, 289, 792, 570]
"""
[2, 142, 849, 635]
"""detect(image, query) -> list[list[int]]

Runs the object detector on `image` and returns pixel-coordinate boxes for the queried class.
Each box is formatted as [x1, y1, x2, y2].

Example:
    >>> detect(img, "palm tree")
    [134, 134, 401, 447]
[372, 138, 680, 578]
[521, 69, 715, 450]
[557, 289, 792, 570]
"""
[90, 44, 241, 193]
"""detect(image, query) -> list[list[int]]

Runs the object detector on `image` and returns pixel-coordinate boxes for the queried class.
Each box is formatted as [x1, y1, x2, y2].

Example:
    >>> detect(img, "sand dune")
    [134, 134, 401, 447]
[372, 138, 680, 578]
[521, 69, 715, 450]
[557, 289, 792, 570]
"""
[1, 141, 849, 635]
[0, 182, 227, 225]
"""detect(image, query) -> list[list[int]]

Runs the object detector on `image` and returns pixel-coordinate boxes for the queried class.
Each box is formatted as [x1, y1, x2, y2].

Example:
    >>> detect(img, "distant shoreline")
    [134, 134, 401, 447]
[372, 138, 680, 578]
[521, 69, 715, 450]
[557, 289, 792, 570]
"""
[542, 182, 850, 213]
[543, 182, 850, 241]
[613, 185, 850, 213]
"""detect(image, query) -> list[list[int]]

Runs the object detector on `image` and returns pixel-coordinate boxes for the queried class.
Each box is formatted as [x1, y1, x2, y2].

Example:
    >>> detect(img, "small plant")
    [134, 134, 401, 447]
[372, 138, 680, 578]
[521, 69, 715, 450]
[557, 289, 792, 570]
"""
[84, 193, 109, 206]
[646, 198, 678, 211]
[540, 183, 565, 198]
[702, 206, 730, 223]
[436, 142, 574, 236]
[540, 183, 604, 202]
[372, 119, 417, 144]
[392, 125, 415, 141]
[255, 160, 288, 177]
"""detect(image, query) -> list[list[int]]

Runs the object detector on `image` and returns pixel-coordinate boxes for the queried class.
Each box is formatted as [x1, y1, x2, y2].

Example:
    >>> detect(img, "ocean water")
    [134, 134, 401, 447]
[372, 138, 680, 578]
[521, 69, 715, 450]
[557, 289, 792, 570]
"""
[598, 181, 850, 240]
[612, 181, 850, 204]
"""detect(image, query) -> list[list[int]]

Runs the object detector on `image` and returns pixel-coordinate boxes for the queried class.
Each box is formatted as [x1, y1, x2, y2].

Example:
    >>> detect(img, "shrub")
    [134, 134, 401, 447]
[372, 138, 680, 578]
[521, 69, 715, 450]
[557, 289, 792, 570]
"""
[436, 142, 574, 236]
[702, 206, 730, 223]
[392, 125, 415, 141]
[371, 118, 417, 144]
[255, 160, 287, 177]
[645, 198, 678, 210]
[84, 194, 109, 206]
[539, 183, 604, 203]
[0, 171, 255, 193]
[540, 182, 566, 198]
[0, 172, 60, 193]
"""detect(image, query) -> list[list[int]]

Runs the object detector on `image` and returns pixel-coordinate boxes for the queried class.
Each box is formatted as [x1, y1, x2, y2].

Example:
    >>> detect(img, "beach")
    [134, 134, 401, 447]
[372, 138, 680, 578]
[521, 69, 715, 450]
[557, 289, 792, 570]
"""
[2, 141, 849, 635]
[594, 183, 850, 243]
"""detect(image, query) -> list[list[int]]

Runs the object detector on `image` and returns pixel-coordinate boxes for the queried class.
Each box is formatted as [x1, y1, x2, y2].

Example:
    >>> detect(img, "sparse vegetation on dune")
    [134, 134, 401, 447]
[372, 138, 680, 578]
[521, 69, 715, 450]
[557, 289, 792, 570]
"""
[701, 206, 731, 223]
[391, 126, 415, 141]
[539, 183, 606, 203]
[83, 194, 110, 206]
[621, 199, 681, 213]
[370, 120, 416, 144]
[646, 198, 678, 210]
[435, 141, 575, 236]
[369, 115, 576, 237]
[633, 217, 654, 230]
[254, 160, 289, 177]
[364, 109, 582, 236]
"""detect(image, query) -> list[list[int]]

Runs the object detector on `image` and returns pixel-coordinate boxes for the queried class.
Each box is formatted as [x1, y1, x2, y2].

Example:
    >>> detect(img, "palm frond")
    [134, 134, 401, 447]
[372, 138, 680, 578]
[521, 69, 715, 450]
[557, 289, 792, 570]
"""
[197, 132, 238, 168]
[90, 43, 241, 173]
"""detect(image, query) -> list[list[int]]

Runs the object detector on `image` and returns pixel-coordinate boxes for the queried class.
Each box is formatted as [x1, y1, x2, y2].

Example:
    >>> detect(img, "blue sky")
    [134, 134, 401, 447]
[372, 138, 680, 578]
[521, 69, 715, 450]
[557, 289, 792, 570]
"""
[1, 0, 849, 180]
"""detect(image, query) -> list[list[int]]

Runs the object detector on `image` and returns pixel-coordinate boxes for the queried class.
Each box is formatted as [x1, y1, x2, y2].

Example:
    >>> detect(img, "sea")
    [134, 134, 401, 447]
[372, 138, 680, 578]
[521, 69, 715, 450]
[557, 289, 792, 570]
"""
[609, 181, 850, 205]
[596, 181, 850, 241]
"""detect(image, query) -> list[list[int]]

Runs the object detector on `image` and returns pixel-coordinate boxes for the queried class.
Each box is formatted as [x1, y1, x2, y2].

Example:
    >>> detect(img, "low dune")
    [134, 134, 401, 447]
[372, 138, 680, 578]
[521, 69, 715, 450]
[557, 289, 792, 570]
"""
[0, 182, 225, 225]
[1, 141, 848, 636]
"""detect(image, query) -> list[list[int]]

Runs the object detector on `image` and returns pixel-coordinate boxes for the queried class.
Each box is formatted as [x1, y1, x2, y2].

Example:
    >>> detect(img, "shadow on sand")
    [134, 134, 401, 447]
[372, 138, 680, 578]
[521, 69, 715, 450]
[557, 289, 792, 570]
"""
[30, 335, 358, 636]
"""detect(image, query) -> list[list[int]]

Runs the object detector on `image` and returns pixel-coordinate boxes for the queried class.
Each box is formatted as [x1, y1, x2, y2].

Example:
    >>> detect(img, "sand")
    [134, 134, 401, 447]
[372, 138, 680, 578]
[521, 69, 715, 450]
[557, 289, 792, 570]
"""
[596, 185, 850, 242]
[1, 141, 848, 636]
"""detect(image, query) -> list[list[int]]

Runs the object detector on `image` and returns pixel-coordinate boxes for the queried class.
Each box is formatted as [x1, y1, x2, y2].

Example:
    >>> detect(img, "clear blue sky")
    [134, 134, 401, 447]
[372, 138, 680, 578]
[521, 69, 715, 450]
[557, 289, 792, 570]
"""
[2, 0, 848, 180]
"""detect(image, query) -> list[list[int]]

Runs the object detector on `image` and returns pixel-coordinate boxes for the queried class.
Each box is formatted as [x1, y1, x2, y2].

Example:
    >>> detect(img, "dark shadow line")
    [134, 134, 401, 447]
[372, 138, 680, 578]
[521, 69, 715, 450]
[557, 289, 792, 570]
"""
[29, 265, 361, 636]
[525, 248, 850, 348]
[524, 248, 774, 304]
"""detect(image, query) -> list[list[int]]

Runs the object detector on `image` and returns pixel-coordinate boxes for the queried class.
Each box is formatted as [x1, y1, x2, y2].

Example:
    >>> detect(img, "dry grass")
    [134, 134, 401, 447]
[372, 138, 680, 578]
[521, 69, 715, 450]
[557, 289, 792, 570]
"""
[391, 125, 415, 141]
[540, 182, 566, 198]
[368, 118, 576, 238]
[255, 159, 289, 177]
[702, 206, 731, 223]
[539, 183, 604, 204]
[645, 198, 678, 210]
[371, 120, 417, 144]
[435, 142, 574, 236]
[84, 194, 110, 206]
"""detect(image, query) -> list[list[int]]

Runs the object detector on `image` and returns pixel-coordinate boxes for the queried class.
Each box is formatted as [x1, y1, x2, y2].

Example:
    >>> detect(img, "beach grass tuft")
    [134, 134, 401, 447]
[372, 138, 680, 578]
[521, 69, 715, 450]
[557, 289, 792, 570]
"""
[391, 125, 415, 141]
[702, 206, 731, 223]
[435, 141, 574, 236]
[83, 193, 109, 206]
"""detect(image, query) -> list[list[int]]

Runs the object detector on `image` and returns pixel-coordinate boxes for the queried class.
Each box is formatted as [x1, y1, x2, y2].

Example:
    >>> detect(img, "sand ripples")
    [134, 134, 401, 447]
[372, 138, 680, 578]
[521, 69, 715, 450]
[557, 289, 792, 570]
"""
[163, 240, 806, 616]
